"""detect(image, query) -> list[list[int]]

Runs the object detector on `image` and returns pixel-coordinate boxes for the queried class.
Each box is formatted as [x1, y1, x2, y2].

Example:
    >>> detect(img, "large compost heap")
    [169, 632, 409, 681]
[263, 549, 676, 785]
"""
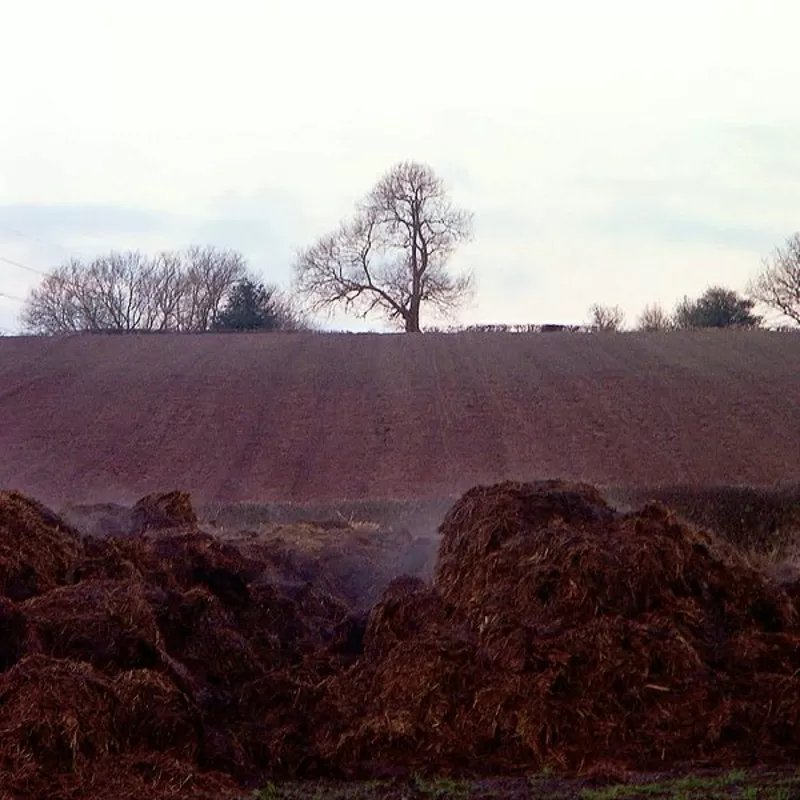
[1, 481, 799, 798]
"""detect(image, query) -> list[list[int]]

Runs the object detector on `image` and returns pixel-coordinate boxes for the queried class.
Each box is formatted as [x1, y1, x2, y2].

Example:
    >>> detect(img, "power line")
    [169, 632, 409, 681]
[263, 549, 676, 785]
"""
[0, 225, 73, 256]
[0, 291, 24, 302]
[0, 255, 46, 276]
[0, 252, 40, 304]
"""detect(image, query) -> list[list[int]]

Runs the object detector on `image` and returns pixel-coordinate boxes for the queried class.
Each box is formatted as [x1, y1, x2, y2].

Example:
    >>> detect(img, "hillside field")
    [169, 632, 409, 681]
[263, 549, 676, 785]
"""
[0, 329, 798, 506]
[2, 330, 800, 799]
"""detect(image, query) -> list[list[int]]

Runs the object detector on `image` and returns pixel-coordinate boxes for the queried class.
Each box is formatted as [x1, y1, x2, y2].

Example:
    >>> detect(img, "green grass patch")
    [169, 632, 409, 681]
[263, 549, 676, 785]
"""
[579, 769, 800, 799]
[412, 775, 471, 798]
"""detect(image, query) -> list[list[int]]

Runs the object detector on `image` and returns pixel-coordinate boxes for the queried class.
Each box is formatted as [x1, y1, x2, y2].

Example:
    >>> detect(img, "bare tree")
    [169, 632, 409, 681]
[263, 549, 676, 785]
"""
[294, 161, 474, 333]
[86, 251, 156, 331]
[21, 254, 151, 333]
[175, 246, 247, 332]
[21, 246, 273, 334]
[748, 233, 800, 325]
[588, 303, 626, 332]
[145, 251, 185, 331]
[636, 303, 673, 331]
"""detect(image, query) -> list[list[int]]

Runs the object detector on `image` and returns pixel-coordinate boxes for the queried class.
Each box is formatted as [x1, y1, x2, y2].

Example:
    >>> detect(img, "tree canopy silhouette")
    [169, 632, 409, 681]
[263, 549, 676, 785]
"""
[673, 287, 762, 329]
[213, 278, 299, 332]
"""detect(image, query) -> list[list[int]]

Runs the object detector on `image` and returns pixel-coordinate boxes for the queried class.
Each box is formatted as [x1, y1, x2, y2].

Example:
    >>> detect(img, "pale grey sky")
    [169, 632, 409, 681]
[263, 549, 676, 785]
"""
[2, 0, 800, 332]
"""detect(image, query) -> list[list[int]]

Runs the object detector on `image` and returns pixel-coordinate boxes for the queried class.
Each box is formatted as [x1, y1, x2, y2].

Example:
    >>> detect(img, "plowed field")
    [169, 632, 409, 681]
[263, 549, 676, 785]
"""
[0, 330, 798, 505]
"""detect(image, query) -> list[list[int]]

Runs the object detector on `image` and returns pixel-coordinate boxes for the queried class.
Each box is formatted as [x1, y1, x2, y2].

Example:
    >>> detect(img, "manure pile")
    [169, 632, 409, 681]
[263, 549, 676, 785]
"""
[2, 482, 800, 798]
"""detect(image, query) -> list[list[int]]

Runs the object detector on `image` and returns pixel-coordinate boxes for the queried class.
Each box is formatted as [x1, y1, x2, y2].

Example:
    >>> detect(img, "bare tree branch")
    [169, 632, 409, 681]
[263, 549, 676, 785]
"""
[748, 233, 800, 325]
[636, 303, 674, 331]
[588, 303, 626, 332]
[293, 161, 474, 332]
[22, 246, 258, 335]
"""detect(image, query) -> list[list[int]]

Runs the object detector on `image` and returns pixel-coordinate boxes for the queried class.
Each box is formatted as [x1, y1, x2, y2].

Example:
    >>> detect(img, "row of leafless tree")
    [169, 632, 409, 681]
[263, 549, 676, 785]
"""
[22, 246, 299, 334]
[293, 162, 800, 332]
[589, 292, 759, 332]
[21, 161, 473, 336]
[17, 161, 800, 335]
[589, 240, 800, 333]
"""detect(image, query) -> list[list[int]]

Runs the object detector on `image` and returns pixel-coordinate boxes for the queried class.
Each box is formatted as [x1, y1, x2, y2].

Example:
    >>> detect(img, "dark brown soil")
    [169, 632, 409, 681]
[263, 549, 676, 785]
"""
[2, 481, 800, 799]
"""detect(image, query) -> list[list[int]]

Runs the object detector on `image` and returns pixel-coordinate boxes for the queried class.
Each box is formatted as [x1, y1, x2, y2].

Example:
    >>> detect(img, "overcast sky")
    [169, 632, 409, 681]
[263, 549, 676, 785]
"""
[2, 0, 800, 333]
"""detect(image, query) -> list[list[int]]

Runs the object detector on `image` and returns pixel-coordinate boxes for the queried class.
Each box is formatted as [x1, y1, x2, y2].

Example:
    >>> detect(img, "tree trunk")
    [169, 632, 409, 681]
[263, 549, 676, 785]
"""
[404, 304, 421, 333]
